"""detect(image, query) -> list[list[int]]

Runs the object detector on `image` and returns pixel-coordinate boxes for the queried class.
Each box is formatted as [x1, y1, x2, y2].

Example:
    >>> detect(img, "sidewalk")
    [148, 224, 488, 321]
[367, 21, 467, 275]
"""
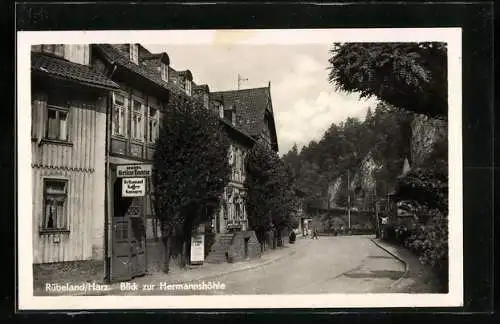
[371, 238, 444, 293]
[37, 237, 308, 296]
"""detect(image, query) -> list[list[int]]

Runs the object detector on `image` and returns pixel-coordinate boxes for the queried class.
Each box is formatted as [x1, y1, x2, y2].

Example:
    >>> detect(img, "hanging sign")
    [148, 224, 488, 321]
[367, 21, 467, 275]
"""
[117, 164, 152, 178]
[122, 178, 146, 197]
[190, 234, 205, 264]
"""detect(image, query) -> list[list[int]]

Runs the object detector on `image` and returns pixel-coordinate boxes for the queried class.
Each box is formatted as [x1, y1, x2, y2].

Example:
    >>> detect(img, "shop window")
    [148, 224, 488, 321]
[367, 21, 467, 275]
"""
[42, 179, 69, 231]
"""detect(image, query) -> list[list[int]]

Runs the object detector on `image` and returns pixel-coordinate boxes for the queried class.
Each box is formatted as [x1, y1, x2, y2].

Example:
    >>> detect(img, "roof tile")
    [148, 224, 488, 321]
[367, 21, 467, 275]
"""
[211, 87, 271, 136]
[95, 44, 184, 95]
[31, 52, 119, 89]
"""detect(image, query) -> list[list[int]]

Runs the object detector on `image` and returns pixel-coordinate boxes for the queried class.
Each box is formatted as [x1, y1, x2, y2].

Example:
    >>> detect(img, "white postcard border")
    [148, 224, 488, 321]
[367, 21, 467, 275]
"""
[17, 28, 463, 310]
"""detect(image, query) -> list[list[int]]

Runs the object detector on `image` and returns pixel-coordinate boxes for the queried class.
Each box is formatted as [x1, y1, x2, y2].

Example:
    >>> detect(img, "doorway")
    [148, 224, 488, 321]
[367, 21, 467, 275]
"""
[110, 166, 147, 282]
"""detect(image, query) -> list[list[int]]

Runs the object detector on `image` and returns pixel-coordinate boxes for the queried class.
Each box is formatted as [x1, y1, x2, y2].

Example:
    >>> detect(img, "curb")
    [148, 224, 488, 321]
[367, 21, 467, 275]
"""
[89, 246, 298, 295]
[198, 249, 297, 282]
[370, 238, 410, 288]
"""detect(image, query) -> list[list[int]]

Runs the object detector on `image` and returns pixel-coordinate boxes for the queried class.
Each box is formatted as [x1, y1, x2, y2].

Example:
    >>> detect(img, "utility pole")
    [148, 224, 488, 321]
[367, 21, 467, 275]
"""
[347, 169, 351, 230]
[237, 74, 248, 90]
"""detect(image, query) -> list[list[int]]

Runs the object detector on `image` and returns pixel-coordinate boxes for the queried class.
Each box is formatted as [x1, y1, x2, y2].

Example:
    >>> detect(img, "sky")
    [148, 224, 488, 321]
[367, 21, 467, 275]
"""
[143, 42, 378, 156]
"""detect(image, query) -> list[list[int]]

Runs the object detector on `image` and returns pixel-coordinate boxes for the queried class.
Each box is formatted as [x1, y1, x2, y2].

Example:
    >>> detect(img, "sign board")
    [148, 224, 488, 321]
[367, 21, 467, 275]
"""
[122, 178, 146, 197]
[117, 164, 152, 178]
[190, 234, 205, 264]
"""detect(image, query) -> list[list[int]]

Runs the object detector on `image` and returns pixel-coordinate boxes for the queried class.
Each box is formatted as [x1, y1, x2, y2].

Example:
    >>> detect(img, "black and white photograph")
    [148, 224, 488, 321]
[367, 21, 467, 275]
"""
[17, 29, 463, 309]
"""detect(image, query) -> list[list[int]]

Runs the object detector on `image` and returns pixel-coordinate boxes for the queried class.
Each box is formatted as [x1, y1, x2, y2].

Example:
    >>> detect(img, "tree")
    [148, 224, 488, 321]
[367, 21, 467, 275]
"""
[152, 95, 231, 273]
[328, 42, 447, 119]
[246, 143, 297, 248]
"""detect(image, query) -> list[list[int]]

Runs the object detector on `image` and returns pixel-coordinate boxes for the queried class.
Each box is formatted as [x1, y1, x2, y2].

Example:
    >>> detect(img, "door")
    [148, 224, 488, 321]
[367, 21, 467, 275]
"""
[110, 174, 147, 282]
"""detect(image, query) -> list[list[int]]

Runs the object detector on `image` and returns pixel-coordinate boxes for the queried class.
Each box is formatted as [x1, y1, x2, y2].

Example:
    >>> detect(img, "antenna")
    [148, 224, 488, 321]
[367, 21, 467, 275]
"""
[238, 74, 248, 90]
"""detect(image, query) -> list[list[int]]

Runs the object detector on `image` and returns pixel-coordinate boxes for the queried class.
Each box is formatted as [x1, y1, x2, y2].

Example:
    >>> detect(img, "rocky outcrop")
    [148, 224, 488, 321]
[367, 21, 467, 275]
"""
[411, 114, 447, 168]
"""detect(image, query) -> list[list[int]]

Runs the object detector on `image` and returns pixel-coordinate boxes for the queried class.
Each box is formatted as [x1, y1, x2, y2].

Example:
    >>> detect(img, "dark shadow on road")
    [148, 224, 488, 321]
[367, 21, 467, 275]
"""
[343, 270, 404, 280]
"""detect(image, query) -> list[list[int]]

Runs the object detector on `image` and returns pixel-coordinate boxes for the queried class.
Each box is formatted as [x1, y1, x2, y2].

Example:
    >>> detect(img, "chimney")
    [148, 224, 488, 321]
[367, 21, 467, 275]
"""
[268, 81, 271, 89]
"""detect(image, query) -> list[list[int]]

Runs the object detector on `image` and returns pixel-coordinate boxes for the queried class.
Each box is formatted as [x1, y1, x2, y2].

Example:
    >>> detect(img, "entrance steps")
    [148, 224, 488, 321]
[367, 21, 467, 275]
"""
[205, 233, 234, 263]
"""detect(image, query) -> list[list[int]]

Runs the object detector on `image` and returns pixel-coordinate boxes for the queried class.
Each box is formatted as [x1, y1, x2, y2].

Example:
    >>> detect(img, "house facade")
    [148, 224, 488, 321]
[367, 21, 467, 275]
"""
[30, 42, 280, 280]
[209, 86, 279, 233]
[31, 45, 119, 264]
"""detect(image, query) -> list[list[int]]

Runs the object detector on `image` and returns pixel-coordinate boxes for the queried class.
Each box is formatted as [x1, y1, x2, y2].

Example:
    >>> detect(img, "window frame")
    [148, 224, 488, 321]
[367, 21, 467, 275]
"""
[130, 44, 139, 64]
[203, 94, 209, 109]
[130, 97, 145, 142]
[45, 103, 71, 143]
[185, 80, 192, 96]
[112, 92, 128, 137]
[147, 105, 160, 144]
[161, 63, 168, 82]
[40, 177, 70, 234]
[218, 103, 224, 118]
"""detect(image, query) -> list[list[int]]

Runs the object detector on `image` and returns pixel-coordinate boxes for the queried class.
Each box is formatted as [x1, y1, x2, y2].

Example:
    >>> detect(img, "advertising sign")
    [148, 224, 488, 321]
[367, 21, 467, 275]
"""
[190, 234, 205, 264]
[122, 178, 146, 197]
[117, 164, 152, 178]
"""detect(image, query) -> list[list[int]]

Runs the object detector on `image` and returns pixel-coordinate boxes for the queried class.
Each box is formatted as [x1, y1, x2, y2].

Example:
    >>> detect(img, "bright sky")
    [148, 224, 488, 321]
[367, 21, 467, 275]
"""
[144, 41, 378, 156]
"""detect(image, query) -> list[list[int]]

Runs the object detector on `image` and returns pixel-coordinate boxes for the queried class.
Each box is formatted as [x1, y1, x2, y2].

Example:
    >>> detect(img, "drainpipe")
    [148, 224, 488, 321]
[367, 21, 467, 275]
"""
[104, 64, 117, 283]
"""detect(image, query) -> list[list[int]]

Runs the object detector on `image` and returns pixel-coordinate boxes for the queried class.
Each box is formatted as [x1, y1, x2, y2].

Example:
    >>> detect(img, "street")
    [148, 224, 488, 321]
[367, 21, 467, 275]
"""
[206, 235, 405, 294]
[132, 235, 406, 296]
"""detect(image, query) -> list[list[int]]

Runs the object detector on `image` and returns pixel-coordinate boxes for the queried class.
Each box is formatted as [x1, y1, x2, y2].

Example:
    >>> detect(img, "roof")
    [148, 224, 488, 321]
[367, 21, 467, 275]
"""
[31, 52, 119, 90]
[194, 84, 209, 93]
[94, 44, 184, 95]
[211, 87, 271, 137]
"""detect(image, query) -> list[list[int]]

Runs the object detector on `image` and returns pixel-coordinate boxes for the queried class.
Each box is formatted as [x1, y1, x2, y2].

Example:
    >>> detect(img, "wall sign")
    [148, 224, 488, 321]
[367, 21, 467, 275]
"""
[117, 164, 152, 178]
[122, 178, 146, 197]
[190, 234, 205, 264]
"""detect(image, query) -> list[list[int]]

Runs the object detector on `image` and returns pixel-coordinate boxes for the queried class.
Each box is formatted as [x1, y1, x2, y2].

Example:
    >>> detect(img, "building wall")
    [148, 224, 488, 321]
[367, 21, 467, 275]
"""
[31, 91, 106, 263]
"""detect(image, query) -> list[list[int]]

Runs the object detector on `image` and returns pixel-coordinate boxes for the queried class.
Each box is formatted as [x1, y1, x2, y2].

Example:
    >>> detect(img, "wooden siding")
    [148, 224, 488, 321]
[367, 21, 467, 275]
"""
[32, 168, 94, 263]
[64, 45, 90, 66]
[32, 92, 106, 263]
[31, 45, 90, 65]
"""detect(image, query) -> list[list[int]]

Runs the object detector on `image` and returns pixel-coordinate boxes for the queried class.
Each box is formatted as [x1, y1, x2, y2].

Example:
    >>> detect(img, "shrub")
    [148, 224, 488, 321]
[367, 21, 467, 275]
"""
[405, 208, 448, 289]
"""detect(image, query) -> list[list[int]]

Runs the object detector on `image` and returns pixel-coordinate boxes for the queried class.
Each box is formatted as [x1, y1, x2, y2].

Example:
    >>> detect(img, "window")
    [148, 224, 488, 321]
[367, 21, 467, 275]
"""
[46, 105, 69, 141]
[130, 44, 139, 64]
[203, 94, 209, 109]
[112, 93, 127, 136]
[42, 179, 68, 231]
[148, 107, 159, 143]
[161, 63, 168, 82]
[218, 104, 224, 118]
[185, 80, 192, 96]
[131, 99, 144, 141]
[41, 45, 64, 57]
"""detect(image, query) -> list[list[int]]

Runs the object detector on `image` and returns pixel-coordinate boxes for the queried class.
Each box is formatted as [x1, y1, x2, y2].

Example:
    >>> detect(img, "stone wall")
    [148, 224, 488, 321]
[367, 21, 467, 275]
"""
[227, 230, 261, 263]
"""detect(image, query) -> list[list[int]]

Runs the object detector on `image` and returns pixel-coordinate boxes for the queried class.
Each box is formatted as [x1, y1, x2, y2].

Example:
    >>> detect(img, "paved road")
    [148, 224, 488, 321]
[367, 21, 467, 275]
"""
[179, 235, 405, 295]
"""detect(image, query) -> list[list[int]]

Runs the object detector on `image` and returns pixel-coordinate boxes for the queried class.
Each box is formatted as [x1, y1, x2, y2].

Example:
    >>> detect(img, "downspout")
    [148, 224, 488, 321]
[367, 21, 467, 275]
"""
[104, 64, 118, 283]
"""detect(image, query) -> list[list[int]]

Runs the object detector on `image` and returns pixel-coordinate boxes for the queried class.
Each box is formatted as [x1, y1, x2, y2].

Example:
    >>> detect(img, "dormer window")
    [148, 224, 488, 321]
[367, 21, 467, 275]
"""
[203, 94, 209, 109]
[161, 63, 168, 82]
[218, 103, 224, 118]
[130, 44, 139, 64]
